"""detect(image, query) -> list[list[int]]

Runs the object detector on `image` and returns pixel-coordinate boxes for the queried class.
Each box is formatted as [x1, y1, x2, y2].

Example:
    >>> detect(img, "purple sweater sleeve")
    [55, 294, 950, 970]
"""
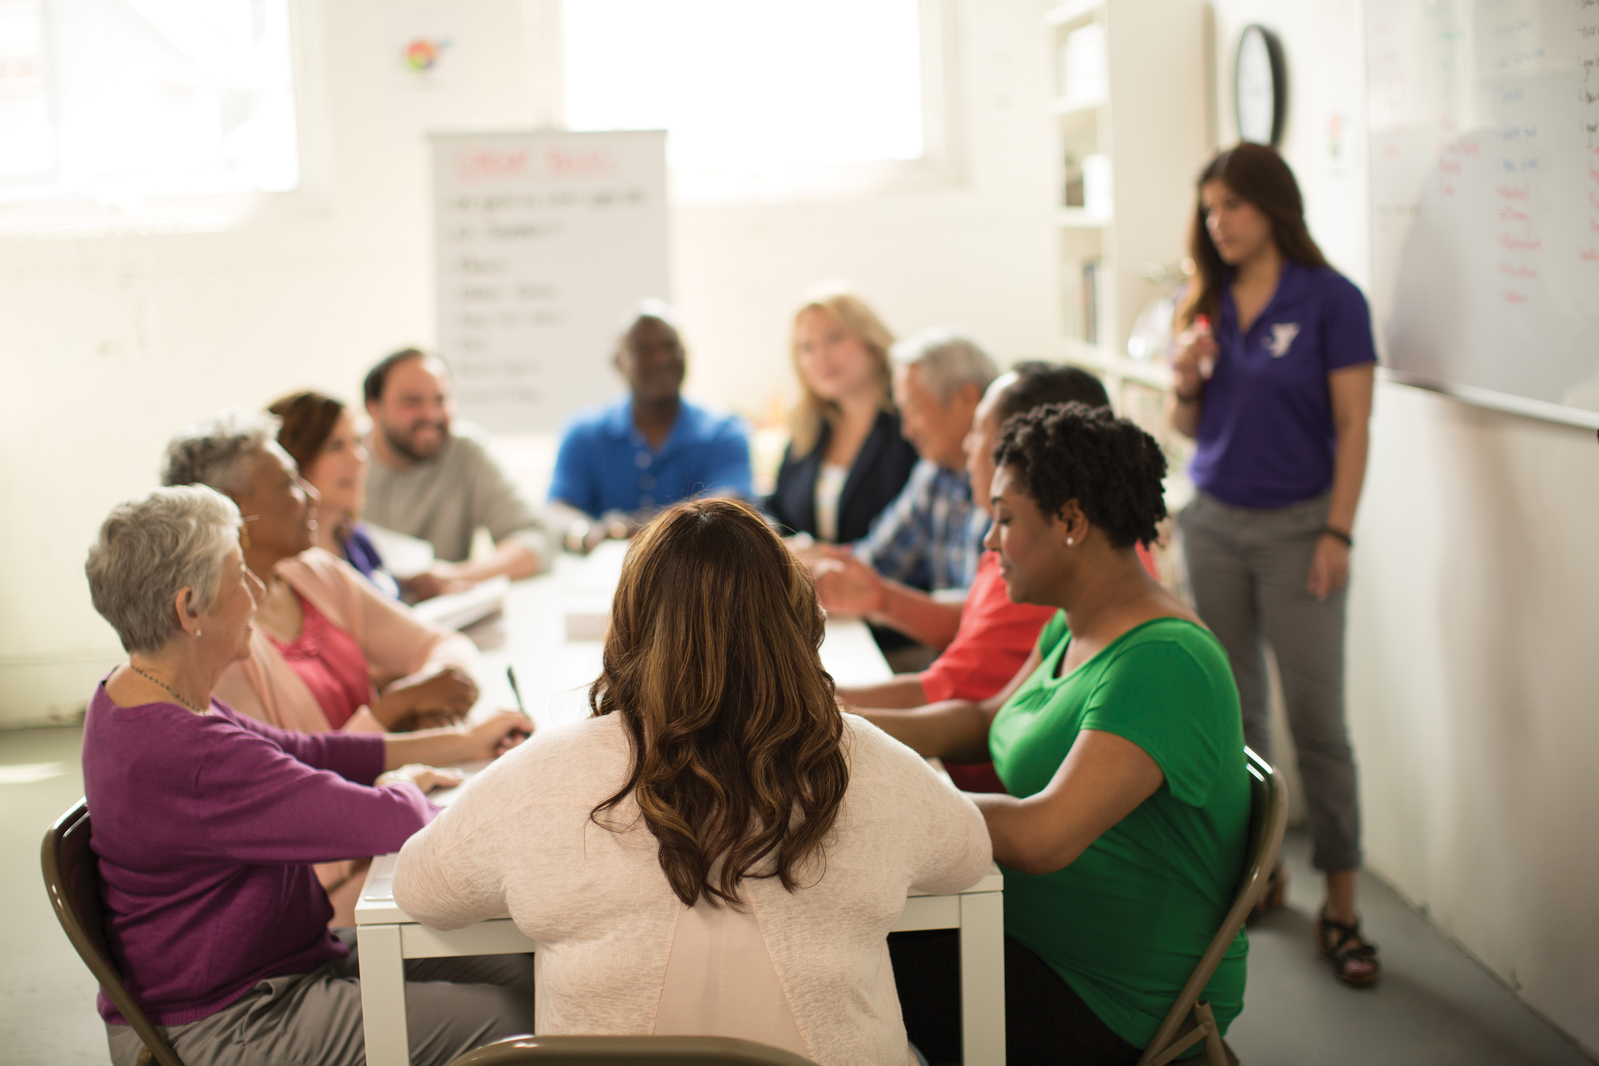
[197, 708, 434, 865]
[224, 706, 387, 784]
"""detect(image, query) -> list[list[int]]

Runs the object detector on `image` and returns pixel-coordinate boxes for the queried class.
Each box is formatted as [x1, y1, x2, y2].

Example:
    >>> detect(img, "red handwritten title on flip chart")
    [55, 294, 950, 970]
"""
[457, 150, 531, 184]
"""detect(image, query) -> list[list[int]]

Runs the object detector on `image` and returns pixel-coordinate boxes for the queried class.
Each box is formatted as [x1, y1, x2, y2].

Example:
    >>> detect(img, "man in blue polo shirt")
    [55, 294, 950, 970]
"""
[547, 300, 752, 553]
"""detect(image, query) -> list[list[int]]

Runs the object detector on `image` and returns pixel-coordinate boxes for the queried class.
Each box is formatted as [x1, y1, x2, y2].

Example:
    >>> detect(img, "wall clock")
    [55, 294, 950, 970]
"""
[1235, 24, 1286, 147]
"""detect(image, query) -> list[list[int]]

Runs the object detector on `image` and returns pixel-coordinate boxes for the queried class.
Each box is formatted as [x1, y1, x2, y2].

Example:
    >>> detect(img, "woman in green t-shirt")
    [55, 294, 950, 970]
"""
[866, 402, 1250, 1064]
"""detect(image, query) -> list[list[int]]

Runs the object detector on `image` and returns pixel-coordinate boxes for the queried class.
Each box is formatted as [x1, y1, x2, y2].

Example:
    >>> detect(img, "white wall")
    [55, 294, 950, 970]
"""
[1211, 0, 1599, 1054]
[0, 0, 1057, 725]
[1, 0, 547, 723]
[672, 0, 1058, 415]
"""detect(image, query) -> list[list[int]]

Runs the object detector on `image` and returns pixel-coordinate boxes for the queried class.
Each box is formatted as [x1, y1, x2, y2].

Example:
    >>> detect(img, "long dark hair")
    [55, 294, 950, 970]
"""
[1178, 143, 1330, 329]
[590, 498, 849, 908]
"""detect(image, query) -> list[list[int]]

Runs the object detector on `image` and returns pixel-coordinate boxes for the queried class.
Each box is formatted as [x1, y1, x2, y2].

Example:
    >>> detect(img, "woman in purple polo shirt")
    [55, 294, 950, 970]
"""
[82, 485, 536, 1066]
[1166, 143, 1380, 986]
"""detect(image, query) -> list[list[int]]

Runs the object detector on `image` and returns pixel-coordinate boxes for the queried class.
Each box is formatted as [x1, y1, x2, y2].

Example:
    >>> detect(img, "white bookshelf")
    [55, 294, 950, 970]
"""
[1043, 0, 1207, 408]
[1044, 0, 1209, 575]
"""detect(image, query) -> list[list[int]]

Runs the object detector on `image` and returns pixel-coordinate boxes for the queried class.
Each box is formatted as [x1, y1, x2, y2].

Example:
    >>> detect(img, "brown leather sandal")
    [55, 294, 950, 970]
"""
[1246, 861, 1288, 925]
[1316, 909, 1381, 987]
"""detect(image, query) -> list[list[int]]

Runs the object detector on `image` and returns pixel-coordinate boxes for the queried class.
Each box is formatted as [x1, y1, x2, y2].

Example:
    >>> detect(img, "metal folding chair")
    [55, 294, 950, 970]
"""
[41, 798, 184, 1066]
[1138, 747, 1289, 1066]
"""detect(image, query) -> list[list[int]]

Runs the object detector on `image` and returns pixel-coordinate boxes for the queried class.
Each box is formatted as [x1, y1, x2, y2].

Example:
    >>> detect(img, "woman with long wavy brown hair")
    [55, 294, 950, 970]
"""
[394, 499, 991, 1066]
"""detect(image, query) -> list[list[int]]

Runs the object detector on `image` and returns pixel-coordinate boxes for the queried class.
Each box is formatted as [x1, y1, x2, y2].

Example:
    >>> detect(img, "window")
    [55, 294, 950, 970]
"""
[562, 0, 954, 202]
[0, 0, 299, 228]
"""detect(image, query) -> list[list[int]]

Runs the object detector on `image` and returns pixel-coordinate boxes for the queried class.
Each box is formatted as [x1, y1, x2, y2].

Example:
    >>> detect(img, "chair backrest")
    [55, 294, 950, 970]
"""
[1138, 746, 1289, 1065]
[448, 1035, 821, 1066]
[41, 799, 185, 1066]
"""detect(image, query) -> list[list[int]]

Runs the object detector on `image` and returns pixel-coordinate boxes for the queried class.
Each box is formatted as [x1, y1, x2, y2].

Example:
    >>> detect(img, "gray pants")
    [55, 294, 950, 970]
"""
[106, 931, 537, 1066]
[1178, 490, 1362, 872]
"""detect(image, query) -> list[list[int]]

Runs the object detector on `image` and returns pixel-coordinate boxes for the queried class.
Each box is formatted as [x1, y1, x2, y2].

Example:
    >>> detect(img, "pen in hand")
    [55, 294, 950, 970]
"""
[505, 666, 533, 741]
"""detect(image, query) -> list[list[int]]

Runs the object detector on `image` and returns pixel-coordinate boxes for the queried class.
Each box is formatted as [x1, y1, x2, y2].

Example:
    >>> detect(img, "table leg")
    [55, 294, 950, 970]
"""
[959, 892, 1006, 1066]
[358, 923, 410, 1066]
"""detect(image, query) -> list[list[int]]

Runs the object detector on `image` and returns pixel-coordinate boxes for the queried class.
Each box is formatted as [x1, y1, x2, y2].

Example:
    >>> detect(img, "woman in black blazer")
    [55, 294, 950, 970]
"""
[764, 286, 919, 545]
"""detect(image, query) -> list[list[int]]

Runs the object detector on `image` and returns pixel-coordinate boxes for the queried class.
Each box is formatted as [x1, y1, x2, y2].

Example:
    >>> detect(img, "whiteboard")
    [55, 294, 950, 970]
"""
[1366, 0, 1599, 426]
[432, 130, 669, 433]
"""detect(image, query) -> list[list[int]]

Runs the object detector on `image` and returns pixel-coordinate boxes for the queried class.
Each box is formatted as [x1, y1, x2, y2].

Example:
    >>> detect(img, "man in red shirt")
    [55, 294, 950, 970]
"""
[817, 362, 1156, 792]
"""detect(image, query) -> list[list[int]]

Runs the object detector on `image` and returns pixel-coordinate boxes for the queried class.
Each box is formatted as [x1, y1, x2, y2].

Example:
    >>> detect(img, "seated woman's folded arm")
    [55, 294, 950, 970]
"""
[971, 728, 1163, 876]
[339, 549, 480, 679]
[297, 550, 482, 730]
[196, 718, 436, 866]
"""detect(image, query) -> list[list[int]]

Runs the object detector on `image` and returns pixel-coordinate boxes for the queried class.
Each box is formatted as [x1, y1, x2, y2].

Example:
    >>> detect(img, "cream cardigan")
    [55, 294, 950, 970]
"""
[215, 547, 480, 735]
[393, 713, 992, 1066]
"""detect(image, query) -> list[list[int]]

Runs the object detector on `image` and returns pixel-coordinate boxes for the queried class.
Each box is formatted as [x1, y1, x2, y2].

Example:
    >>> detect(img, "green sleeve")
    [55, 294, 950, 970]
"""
[1078, 636, 1230, 808]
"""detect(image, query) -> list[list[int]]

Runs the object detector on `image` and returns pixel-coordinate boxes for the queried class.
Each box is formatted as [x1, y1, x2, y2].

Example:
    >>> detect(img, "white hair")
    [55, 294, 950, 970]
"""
[890, 329, 999, 403]
[86, 486, 243, 653]
[161, 411, 282, 494]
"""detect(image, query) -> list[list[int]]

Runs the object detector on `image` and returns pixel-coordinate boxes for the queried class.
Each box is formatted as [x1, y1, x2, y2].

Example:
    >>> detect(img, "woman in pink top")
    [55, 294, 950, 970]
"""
[394, 499, 991, 1066]
[164, 412, 480, 735]
[162, 412, 494, 921]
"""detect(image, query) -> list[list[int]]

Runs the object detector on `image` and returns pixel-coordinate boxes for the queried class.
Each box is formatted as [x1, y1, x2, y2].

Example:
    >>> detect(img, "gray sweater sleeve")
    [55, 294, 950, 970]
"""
[459, 432, 552, 561]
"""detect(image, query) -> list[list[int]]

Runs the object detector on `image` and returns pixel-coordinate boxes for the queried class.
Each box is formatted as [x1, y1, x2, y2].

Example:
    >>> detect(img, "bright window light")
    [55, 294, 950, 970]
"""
[0, 0, 298, 211]
[562, 0, 924, 173]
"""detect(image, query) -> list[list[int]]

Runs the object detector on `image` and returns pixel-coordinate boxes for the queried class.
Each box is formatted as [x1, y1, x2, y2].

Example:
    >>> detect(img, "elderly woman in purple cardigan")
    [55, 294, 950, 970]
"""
[81, 484, 535, 1066]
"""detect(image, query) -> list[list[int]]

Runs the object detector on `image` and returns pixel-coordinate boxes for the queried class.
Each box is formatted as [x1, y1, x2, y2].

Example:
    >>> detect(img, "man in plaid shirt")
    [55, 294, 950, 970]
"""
[851, 329, 998, 593]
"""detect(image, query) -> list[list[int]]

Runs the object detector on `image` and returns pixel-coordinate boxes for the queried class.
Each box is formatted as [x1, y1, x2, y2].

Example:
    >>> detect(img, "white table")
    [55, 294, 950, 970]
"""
[356, 544, 1006, 1064]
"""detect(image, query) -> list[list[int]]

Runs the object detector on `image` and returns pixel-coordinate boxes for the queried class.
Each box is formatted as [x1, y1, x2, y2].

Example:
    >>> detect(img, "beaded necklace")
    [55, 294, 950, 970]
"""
[127, 664, 210, 715]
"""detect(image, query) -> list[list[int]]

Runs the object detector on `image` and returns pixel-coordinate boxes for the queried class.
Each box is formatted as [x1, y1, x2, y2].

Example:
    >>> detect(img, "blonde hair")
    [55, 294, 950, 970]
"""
[788, 284, 896, 457]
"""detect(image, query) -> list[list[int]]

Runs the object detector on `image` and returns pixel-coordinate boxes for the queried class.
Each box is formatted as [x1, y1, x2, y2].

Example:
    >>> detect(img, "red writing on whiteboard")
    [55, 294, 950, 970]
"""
[1497, 182, 1530, 200]
[1502, 290, 1528, 304]
[458, 150, 530, 182]
[545, 148, 616, 177]
[1440, 159, 1463, 174]
[1498, 234, 1543, 250]
[1441, 183, 1456, 196]
[1499, 262, 1538, 277]
[1443, 140, 1481, 156]
[1581, 247, 1599, 262]
[1499, 205, 1531, 222]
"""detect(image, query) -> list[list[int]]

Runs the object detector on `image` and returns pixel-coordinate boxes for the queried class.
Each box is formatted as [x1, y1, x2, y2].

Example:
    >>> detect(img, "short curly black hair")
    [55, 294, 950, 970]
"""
[992, 402, 1167, 548]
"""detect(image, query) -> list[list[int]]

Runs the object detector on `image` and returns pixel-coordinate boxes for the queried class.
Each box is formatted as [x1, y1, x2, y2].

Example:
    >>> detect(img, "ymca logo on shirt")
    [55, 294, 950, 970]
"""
[1266, 322, 1300, 357]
